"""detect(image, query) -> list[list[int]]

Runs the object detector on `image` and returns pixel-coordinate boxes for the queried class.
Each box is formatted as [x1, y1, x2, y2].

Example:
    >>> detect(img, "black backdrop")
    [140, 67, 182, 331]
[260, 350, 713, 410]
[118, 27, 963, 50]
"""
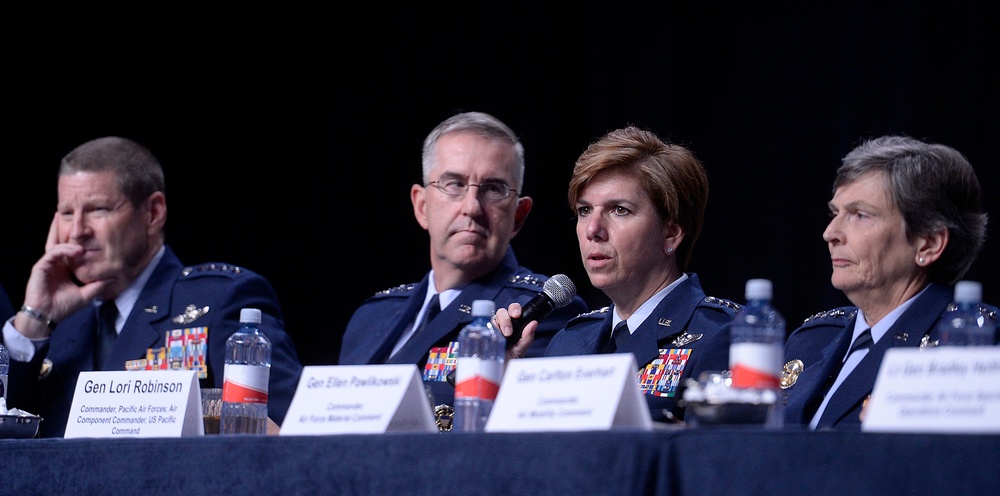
[5, 4, 998, 366]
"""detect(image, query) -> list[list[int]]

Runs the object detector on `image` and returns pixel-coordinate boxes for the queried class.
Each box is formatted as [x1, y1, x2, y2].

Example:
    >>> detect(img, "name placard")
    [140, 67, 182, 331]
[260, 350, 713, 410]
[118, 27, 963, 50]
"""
[863, 347, 1000, 433]
[64, 370, 202, 438]
[279, 364, 437, 435]
[485, 354, 652, 432]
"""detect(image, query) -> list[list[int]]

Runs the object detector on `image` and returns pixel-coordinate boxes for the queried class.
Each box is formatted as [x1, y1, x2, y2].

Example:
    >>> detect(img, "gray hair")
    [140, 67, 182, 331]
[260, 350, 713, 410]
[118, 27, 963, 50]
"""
[421, 111, 525, 191]
[60, 136, 165, 208]
[835, 135, 988, 284]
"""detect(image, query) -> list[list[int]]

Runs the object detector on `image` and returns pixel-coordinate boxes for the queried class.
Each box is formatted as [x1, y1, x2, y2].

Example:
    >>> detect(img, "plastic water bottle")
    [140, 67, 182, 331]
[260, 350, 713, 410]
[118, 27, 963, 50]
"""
[453, 299, 505, 432]
[0, 341, 8, 403]
[220, 308, 271, 434]
[730, 279, 786, 388]
[729, 279, 785, 426]
[938, 281, 995, 346]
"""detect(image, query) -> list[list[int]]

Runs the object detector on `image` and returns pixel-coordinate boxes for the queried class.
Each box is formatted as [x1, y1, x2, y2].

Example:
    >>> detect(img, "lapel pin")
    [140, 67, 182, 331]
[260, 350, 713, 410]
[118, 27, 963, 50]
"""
[39, 358, 53, 380]
[780, 359, 804, 389]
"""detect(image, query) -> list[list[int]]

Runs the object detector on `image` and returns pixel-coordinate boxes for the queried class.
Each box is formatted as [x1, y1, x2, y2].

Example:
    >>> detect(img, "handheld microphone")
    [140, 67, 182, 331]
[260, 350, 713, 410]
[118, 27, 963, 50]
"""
[446, 274, 578, 387]
[505, 274, 577, 350]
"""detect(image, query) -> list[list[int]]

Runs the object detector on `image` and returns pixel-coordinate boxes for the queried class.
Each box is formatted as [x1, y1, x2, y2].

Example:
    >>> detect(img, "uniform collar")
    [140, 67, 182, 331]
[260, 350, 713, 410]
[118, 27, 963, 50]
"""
[615, 273, 689, 335]
[96, 245, 165, 323]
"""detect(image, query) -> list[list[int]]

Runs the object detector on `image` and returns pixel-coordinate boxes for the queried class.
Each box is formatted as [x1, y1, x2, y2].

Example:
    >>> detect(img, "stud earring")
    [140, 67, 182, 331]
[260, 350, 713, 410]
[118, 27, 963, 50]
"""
[918, 257, 925, 264]
[667, 247, 674, 254]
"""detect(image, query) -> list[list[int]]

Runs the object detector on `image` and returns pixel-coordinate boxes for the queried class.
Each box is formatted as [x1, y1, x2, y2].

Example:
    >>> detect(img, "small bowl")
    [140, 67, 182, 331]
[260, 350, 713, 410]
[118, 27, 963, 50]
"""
[687, 400, 772, 425]
[0, 414, 43, 439]
[681, 372, 777, 426]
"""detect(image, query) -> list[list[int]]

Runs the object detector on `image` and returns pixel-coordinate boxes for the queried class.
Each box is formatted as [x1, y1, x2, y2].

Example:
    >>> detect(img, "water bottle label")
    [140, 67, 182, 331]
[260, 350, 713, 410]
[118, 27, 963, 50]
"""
[222, 364, 270, 403]
[454, 356, 502, 400]
[730, 342, 782, 389]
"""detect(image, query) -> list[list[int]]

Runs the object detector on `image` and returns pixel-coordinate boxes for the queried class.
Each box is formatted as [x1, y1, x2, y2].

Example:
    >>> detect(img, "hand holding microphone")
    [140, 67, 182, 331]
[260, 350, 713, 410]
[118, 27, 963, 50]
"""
[447, 274, 577, 387]
[496, 274, 577, 351]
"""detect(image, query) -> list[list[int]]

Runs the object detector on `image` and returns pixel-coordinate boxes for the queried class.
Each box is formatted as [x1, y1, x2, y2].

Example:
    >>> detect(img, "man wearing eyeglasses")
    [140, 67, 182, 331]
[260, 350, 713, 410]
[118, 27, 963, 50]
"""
[338, 111, 587, 430]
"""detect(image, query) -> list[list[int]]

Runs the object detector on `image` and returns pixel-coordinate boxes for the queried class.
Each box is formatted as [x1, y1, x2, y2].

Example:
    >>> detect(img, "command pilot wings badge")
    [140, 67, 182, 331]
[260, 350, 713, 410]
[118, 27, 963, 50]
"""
[173, 304, 210, 324]
[671, 332, 702, 347]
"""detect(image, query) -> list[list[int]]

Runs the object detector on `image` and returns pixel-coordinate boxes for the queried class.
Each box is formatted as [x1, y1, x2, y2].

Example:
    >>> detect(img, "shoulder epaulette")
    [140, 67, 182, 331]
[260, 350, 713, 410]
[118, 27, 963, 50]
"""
[506, 273, 546, 289]
[702, 296, 741, 312]
[373, 283, 418, 297]
[181, 263, 245, 277]
[575, 306, 610, 319]
[802, 306, 857, 324]
[945, 303, 999, 321]
[980, 305, 998, 321]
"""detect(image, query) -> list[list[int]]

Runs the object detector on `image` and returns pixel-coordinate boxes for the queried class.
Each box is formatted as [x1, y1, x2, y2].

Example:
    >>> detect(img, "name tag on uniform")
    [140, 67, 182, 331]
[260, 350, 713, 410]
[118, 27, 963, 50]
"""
[65, 370, 202, 438]
[280, 365, 437, 435]
[485, 354, 653, 432]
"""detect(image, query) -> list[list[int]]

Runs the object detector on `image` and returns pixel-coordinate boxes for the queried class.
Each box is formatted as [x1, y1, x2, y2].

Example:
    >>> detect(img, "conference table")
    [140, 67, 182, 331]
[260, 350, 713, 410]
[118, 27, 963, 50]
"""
[3, 426, 997, 495]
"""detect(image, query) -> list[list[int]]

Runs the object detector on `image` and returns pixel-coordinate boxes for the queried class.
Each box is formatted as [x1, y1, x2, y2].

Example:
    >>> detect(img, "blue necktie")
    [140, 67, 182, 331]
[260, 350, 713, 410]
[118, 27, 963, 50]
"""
[417, 293, 441, 334]
[604, 320, 629, 353]
[813, 328, 874, 428]
[94, 302, 118, 370]
[847, 329, 873, 356]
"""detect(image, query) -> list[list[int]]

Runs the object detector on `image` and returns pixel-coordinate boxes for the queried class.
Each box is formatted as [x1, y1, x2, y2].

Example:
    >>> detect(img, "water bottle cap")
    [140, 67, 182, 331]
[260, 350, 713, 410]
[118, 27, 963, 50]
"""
[239, 308, 262, 324]
[471, 299, 496, 317]
[954, 281, 982, 304]
[745, 279, 773, 301]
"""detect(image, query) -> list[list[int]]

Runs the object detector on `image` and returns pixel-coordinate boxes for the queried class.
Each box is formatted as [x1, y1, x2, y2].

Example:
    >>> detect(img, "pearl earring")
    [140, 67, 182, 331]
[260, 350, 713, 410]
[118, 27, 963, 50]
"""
[918, 257, 925, 264]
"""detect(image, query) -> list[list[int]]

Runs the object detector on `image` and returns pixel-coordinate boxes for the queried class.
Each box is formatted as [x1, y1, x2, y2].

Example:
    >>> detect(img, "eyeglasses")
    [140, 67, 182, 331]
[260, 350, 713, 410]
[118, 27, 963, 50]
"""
[427, 178, 518, 201]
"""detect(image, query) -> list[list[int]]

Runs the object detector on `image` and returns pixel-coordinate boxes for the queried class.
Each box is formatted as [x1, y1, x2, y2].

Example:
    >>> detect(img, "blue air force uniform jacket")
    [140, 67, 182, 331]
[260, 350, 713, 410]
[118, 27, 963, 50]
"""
[781, 283, 999, 431]
[5, 246, 304, 437]
[544, 273, 739, 423]
[0, 282, 13, 323]
[339, 248, 588, 409]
